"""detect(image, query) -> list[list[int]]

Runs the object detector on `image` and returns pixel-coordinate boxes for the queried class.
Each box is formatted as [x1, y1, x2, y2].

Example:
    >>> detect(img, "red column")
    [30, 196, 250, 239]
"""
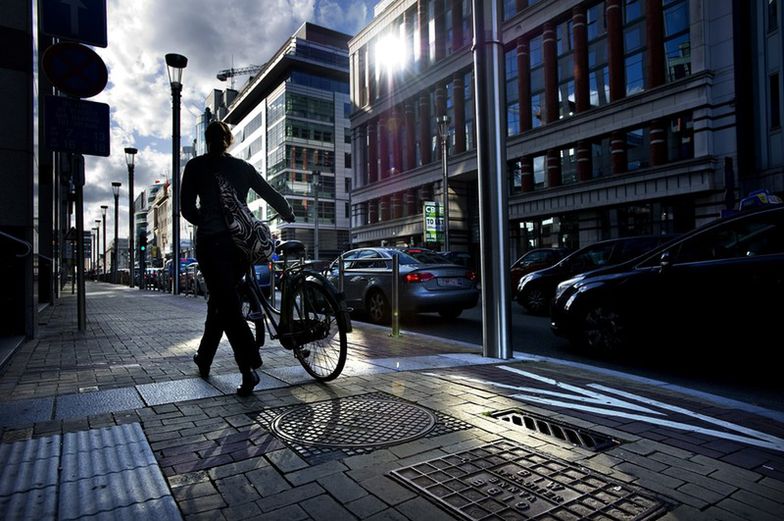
[517, 37, 532, 131]
[546, 149, 561, 187]
[418, 0, 429, 73]
[576, 140, 592, 181]
[419, 93, 432, 164]
[451, 0, 463, 51]
[435, 84, 447, 159]
[572, 6, 589, 113]
[515, 0, 528, 13]
[606, 0, 625, 102]
[367, 121, 378, 183]
[379, 113, 390, 179]
[521, 156, 534, 192]
[453, 73, 466, 153]
[542, 22, 558, 123]
[649, 119, 667, 166]
[611, 130, 627, 174]
[404, 101, 416, 171]
[646, 0, 665, 89]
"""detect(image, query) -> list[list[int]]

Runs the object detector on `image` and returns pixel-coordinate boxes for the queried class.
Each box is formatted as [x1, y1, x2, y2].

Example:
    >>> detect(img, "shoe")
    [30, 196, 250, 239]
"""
[236, 369, 260, 397]
[193, 354, 210, 378]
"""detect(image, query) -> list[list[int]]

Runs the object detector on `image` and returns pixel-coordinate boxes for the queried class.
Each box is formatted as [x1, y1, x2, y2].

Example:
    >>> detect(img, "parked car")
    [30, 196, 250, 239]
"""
[442, 251, 474, 270]
[252, 261, 274, 297]
[515, 235, 675, 314]
[551, 206, 784, 356]
[194, 267, 208, 299]
[510, 247, 570, 292]
[180, 262, 200, 295]
[326, 247, 479, 324]
[401, 247, 450, 264]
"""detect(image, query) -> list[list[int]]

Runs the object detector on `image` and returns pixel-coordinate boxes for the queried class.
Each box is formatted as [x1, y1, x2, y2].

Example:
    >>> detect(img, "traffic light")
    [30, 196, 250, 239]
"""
[139, 235, 147, 253]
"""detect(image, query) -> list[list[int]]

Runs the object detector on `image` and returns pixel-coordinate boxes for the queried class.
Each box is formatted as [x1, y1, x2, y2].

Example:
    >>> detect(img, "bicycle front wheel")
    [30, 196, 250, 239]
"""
[286, 279, 348, 381]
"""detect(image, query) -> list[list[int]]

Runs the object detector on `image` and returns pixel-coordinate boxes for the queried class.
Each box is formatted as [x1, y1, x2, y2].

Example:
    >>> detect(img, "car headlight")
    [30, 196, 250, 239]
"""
[555, 275, 585, 301]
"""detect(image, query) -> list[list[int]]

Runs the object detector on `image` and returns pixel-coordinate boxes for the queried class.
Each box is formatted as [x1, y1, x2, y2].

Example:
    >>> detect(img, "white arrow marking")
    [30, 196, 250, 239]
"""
[61, 0, 87, 35]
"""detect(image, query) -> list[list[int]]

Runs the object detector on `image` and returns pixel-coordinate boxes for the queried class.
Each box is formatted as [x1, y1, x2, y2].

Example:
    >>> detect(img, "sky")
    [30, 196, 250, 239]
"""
[71, 0, 375, 240]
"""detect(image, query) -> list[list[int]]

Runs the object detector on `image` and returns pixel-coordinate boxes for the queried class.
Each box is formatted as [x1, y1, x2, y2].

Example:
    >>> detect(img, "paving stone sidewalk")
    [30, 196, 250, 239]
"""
[0, 282, 782, 520]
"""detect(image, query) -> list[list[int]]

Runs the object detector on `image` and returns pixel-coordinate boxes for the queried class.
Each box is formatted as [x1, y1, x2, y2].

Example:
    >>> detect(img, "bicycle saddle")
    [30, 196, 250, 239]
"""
[276, 240, 305, 257]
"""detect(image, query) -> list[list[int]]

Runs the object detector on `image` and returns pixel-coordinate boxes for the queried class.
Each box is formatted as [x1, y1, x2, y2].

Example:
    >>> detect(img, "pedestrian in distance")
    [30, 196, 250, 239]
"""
[181, 121, 295, 396]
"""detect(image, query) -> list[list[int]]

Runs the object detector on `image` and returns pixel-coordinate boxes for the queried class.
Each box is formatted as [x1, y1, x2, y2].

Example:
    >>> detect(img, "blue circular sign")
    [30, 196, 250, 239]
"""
[42, 42, 108, 99]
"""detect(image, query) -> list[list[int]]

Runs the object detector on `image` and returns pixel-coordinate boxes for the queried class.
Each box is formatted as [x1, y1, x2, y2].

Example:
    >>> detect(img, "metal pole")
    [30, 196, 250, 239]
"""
[102, 212, 107, 276]
[338, 253, 345, 293]
[172, 84, 182, 295]
[74, 155, 86, 330]
[441, 133, 450, 252]
[313, 170, 319, 261]
[113, 191, 119, 284]
[128, 164, 135, 287]
[473, 0, 512, 359]
[391, 253, 400, 337]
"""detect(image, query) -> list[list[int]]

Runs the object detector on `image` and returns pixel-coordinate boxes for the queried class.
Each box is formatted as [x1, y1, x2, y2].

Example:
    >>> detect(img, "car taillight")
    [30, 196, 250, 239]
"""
[404, 272, 435, 283]
[466, 271, 477, 281]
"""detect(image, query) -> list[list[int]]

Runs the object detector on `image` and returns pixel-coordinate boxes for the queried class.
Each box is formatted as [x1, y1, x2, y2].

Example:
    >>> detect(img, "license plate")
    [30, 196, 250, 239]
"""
[438, 277, 461, 287]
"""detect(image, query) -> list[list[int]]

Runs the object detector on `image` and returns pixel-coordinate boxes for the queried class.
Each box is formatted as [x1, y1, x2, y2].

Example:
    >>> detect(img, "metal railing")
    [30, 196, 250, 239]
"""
[0, 231, 32, 258]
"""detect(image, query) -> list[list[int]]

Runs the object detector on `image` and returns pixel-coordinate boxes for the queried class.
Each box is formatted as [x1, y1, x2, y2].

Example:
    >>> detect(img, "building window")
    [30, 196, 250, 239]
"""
[592, 137, 611, 177]
[529, 34, 544, 128]
[506, 47, 520, 136]
[561, 147, 577, 184]
[533, 155, 545, 188]
[626, 127, 650, 170]
[588, 2, 610, 108]
[557, 18, 576, 119]
[770, 0, 779, 32]
[509, 160, 522, 194]
[771, 73, 781, 130]
[623, 0, 646, 96]
[664, 0, 690, 82]
[667, 113, 694, 161]
[464, 70, 475, 150]
[345, 152, 352, 168]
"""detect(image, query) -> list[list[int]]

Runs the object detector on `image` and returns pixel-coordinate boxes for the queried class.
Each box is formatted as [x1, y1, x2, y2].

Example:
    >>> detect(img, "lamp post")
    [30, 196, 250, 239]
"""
[124, 147, 137, 287]
[94, 220, 101, 277]
[312, 170, 320, 260]
[100, 206, 108, 276]
[436, 114, 451, 252]
[111, 182, 121, 283]
[165, 53, 187, 295]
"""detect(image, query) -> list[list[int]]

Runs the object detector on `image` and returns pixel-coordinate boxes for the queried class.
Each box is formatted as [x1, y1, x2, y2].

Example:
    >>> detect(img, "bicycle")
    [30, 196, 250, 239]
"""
[239, 240, 351, 381]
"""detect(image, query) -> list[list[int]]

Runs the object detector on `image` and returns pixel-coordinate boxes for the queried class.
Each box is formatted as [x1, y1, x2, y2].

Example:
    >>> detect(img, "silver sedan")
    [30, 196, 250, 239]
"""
[326, 247, 479, 324]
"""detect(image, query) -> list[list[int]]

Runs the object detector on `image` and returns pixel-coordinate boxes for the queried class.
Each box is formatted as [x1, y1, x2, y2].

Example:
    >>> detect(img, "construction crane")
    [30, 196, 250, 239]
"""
[216, 65, 265, 89]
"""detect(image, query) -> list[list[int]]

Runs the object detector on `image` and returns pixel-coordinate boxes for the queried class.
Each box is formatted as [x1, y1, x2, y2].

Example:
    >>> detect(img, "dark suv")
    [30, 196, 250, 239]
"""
[515, 235, 674, 314]
[551, 206, 784, 356]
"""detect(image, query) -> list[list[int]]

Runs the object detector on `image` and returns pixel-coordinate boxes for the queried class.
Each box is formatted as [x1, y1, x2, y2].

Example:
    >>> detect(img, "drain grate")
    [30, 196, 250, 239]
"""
[248, 392, 473, 464]
[492, 409, 619, 452]
[389, 440, 666, 521]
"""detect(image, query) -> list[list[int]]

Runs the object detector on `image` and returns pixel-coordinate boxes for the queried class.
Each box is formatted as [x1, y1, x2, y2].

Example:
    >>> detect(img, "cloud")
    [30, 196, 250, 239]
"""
[317, 0, 372, 35]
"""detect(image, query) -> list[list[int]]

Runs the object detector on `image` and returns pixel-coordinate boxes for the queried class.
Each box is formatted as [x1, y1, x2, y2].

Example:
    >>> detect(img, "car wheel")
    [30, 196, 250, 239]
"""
[581, 303, 627, 356]
[366, 289, 390, 324]
[438, 307, 462, 319]
[520, 287, 549, 315]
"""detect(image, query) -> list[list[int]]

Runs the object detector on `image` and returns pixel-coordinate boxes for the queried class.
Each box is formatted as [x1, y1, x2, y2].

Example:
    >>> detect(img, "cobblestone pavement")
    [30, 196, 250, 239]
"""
[0, 282, 782, 520]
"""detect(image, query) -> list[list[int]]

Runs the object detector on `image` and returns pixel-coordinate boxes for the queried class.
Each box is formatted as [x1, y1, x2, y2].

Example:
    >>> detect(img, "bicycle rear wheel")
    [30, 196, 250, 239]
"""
[285, 279, 347, 381]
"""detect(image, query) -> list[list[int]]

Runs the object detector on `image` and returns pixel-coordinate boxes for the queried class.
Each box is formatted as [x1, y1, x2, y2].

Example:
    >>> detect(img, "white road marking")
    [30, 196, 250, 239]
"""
[425, 368, 784, 453]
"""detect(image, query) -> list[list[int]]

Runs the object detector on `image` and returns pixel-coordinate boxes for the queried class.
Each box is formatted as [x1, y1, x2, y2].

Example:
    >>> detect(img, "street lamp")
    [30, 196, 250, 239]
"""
[312, 170, 320, 260]
[100, 206, 108, 276]
[165, 52, 187, 295]
[94, 220, 101, 276]
[436, 114, 451, 252]
[91, 226, 97, 274]
[124, 147, 137, 288]
[111, 182, 121, 284]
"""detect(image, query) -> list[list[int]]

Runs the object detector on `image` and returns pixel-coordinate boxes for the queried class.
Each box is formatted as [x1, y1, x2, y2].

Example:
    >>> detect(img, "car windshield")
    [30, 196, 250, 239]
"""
[391, 251, 422, 265]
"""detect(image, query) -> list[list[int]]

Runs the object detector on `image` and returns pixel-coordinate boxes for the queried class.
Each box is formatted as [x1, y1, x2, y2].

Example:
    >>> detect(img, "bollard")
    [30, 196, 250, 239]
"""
[338, 253, 345, 293]
[391, 253, 400, 337]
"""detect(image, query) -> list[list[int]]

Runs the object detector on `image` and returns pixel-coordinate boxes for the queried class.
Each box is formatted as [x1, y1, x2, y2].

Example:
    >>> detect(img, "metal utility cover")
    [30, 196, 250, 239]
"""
[271, 398, 436, 448]
[389, 440, 665, 521]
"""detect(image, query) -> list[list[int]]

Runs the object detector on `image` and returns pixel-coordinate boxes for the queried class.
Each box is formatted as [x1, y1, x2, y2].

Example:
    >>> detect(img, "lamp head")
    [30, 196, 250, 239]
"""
[112, 182, 122, 197]
[101, 205, 108, 216]
[124, 147, 138, 167]
[165, 53, 188, 88]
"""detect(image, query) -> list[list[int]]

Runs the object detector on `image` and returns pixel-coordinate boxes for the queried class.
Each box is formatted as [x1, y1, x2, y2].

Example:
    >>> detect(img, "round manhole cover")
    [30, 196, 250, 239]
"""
[270, 398, 436, 448]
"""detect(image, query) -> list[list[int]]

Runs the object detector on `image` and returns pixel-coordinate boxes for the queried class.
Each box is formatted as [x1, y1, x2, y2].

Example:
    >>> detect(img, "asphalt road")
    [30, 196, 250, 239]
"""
[353, 303, 784, 413]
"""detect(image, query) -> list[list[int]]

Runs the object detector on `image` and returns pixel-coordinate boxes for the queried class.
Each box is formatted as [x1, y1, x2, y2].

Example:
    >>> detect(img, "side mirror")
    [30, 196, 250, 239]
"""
[660, 252, 672, 270]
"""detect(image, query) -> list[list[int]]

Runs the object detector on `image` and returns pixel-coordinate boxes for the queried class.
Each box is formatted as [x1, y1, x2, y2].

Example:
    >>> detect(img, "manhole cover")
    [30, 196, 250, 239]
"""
[270, 398, 436, 448]
[389, 440, 666, 520]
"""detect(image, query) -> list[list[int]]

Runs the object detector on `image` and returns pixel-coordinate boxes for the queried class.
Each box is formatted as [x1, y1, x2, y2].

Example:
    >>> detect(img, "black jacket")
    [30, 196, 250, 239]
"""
[181, 153, 294, 237]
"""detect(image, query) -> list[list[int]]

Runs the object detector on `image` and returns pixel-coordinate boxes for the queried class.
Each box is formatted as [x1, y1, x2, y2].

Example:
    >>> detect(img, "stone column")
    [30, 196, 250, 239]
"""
[379, 113, 390, 179]
[572, 5, 589, 113]
[435, 0, 446, 61]
[521, 156, 534, 192]
[542, 22, 558, 123]
[546, 149, 561, 187]
[451, 0, 463, 50]
[649, 119, 667, 166]
[646, 0, 665, 88]
[419, 93, 432, 164]
[404, 101, 416, 171]
[606, 0, 625, 101]
[418, 0, 429, 73]
[576, 140, 592, 181]
[453, 73, 466, 153]
[517, 37, 532, 131]
[611, 130, 627, 174]
[367, 120, 378, 183]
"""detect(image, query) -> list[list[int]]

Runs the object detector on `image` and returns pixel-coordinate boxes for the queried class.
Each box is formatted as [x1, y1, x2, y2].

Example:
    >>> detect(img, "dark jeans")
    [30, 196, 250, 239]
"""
[195, 231, 260, 372]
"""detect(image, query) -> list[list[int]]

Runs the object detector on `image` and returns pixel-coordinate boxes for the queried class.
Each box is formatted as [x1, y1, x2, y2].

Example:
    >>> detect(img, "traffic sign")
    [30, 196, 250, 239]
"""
[41, 0, 107, 48]
[45, 96, 110, 157]
[42, 42, 108, 98]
